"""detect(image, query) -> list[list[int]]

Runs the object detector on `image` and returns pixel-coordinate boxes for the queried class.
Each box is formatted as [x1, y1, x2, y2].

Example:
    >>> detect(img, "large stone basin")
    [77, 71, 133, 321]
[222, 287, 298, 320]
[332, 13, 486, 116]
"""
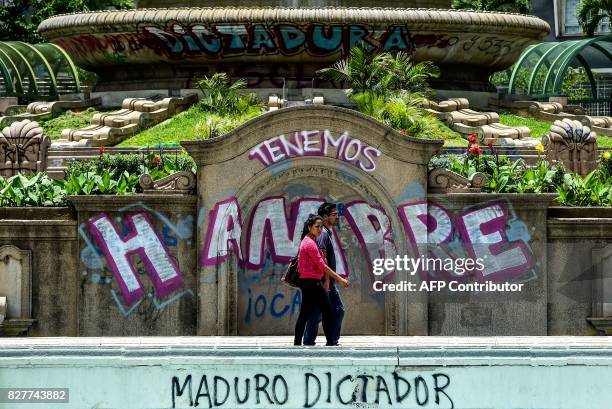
[38, 8, 550, 91]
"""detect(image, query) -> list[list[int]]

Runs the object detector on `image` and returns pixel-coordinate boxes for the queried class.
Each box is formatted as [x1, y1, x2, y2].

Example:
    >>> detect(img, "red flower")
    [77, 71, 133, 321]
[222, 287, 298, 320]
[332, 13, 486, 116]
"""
[151, 155, 160, 167]
[487, 139, 494, 148]
[469, 144, 482, 155]
[468, 134, 477, 144]
[99, 146, 106, 155]
[399, 129, 406, 135]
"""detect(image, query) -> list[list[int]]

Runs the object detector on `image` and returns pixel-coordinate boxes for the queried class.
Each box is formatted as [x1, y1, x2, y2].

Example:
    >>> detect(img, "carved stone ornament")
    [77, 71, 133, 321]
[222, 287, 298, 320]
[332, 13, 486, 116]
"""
[0, 245, 35, 336]
[139, 171, 196, 194]
[0, 296, 5, 327]
[0, 119, 50, 177]
[542, 118, 598, 177]
[587, 244, 612, 335]
[428, 168, 487, 193]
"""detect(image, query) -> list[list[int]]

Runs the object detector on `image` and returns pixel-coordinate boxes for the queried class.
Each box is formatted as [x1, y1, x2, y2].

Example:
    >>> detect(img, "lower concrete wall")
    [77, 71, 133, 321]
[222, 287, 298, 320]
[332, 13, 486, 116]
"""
[70, 195, 198, 336]
[0, 208, 78, 336]
[1, 337, 612, 409]
[0, 198, 610, 337]
[547, 210, 612, 335]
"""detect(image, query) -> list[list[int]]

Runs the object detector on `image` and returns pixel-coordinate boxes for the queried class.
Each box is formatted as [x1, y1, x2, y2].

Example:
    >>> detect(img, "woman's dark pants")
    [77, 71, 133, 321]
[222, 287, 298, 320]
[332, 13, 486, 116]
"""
[294, 278, 334, 346]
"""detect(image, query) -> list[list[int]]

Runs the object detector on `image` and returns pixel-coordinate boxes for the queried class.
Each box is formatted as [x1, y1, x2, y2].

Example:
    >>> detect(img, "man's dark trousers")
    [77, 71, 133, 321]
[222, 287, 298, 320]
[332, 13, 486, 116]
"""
[303, 281, 344, 345]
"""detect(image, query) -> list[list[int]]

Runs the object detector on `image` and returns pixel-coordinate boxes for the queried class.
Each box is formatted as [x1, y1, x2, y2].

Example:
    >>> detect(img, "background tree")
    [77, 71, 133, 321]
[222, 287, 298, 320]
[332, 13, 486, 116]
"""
[451, 0, 530, 14]
[578, 0, 612, 36]
[0, 0, 133, 43]
[317, 44, 442, 137]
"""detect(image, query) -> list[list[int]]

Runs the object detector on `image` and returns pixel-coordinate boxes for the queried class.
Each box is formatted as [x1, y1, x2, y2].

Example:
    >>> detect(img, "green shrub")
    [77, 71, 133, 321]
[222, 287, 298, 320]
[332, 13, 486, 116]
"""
[0, 173, 67, 206]
[195, 73, 264, 117]
[0, 152, 197, 207]
[64, 151, 196, 180]
[431, 150, 612, 206]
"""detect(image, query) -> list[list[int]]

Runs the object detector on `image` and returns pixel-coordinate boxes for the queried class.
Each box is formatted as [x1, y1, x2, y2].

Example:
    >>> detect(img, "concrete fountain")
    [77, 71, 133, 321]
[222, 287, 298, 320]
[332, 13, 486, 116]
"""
[38, 0, 550, 93]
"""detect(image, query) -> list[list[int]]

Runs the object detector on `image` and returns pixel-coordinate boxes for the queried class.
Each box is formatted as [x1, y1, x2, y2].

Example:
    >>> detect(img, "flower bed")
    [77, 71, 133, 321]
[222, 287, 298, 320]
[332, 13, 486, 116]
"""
[430, 138, 612, 206]
[0, 151, 195, 206]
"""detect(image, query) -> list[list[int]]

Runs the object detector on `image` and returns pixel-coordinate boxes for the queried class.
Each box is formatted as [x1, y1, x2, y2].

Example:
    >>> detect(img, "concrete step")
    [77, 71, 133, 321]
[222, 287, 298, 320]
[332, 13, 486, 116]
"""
[1, 336, 611, 409]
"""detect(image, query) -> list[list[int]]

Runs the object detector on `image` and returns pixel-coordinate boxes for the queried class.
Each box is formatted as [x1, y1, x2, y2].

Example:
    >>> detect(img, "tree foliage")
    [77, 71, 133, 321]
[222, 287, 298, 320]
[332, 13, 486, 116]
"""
[578, 0, 612, 36]
[317, 45, 439, 97]
[317, 44, 442, 138]
[451, 0, 530, 14]
[0, 0, 134, 43]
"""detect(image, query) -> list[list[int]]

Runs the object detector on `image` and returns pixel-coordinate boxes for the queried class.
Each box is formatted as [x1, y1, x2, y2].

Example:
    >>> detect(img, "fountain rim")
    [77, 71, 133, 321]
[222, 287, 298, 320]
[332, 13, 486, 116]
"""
[38, 7, 550, 38]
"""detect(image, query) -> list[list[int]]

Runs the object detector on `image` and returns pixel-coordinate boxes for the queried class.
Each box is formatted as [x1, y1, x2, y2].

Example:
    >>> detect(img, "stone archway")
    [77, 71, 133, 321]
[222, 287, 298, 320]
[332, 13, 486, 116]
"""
[183, 105, 442, 336]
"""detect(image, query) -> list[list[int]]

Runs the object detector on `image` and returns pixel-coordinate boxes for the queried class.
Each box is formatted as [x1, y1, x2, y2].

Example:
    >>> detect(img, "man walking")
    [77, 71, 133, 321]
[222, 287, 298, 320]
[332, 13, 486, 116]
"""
[303, 202, 345, 346]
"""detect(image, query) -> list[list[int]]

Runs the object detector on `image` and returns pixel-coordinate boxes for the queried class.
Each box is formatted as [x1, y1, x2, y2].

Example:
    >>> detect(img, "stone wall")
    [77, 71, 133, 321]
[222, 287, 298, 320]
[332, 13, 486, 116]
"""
[0, 208, 78, 336]
[0, 106, 610, 337]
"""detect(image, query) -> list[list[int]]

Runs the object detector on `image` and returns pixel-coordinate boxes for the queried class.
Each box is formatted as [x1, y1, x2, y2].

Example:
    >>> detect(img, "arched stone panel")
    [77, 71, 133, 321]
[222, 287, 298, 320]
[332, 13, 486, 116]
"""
[183, 105, 442, 336]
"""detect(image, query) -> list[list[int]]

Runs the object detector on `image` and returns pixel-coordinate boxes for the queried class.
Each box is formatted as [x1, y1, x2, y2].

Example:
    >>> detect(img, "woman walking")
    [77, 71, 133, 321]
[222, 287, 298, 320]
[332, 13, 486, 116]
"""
[294, 215, 349, 346]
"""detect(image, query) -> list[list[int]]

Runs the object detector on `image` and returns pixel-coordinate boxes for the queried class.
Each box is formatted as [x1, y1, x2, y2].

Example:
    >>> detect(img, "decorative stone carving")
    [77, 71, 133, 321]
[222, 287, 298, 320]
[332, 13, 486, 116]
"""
[0, 119, 50, 177]
[0, 245, 35, 336]
[542, 118, 598, 176]
[428, 168, 487, 193]
[587, 244, 612, 335]
[27, 98, 102, 114]
[445, 110, 499, 127]
[139, 171, 196, 194]
[583, 115, 612, 137]
[0, 296, 5, 327]
[425, 97, 469, 113]
[60, 94, 197, 146]
[0, 99, 103, 126]
[427, 98, 531, 142]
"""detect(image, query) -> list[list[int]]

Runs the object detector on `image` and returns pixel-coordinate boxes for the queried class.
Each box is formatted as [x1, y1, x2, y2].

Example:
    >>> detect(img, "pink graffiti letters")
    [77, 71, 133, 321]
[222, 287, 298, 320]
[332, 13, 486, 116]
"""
[205, 196, 533, 284]
[246, 197, 321, 268]
[201, 197, 244, 266]
[398, 200, 532, 281]
[87, 212, 183, 306]
[456, 203, 532, 281]
[249, 130, 382, 172]
[245, 197, 349, 277]
[343, 201, 397, 278]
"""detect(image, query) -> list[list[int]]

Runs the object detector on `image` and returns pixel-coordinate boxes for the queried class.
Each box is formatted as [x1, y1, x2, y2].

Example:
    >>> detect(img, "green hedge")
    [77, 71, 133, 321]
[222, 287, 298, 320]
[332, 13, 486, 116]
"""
[430, 151, 612, 206]
[0, 152, 196, 207]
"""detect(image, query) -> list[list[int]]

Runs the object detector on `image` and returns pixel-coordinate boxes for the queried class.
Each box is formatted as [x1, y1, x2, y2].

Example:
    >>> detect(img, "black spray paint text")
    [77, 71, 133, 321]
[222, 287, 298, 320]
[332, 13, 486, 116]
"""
[171, 371, 454, 408]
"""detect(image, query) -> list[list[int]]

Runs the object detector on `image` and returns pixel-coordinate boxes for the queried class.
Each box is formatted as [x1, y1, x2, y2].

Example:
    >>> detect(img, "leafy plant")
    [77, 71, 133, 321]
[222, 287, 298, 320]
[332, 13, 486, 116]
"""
[0, 0, 133, 43]
[560, 67, 592, 100]
[451, 0, 530, 14]
[557, 171, 612, 206]
[64, 151, 196, 180]
[0, 173, 66, 206]
[196, 73, 264, 117]
[578, 0, 612, 36]
[318, 44, 438, 98]
[318, 44, 441, 138]
[431, 149, 612, 206]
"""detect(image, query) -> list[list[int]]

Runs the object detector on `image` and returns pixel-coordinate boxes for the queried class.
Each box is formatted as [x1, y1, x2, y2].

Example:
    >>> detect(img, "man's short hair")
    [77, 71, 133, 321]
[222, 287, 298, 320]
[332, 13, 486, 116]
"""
[317, 202, 337, 217]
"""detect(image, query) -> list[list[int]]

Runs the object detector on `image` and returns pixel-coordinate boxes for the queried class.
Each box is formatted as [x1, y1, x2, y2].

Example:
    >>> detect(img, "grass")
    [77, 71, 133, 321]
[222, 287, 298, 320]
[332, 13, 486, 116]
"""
[118, 106, 261, 146]
[597, 135, 612, 148]
[498, 113, 612, 147]
[498, 114, 552, 139]
[27, 104, 612, 149]
[37, 108, 105, 140]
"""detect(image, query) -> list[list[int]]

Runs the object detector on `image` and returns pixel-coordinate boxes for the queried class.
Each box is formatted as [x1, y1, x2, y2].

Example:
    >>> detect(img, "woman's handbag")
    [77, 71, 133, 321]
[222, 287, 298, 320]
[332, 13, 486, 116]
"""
[282, 256, 300, 288]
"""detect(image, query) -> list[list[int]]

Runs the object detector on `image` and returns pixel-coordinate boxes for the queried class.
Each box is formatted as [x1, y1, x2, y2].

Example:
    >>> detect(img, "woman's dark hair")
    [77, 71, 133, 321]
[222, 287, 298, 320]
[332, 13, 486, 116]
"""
[300, 214, 323, 240]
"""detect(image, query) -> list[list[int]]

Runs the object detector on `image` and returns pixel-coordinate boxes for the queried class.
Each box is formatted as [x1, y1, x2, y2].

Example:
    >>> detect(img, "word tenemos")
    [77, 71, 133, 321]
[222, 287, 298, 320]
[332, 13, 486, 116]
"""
[249, 130, 382, 172]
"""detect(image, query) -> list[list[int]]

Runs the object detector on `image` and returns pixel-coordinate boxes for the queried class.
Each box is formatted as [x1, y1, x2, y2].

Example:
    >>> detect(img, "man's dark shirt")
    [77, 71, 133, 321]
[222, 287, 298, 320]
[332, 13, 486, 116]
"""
[316, 225, 335, 271]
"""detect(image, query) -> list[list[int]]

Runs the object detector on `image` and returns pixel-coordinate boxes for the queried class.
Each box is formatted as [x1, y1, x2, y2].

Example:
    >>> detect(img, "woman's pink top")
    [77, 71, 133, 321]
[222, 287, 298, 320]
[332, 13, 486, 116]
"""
[298, 235, 327, 280]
